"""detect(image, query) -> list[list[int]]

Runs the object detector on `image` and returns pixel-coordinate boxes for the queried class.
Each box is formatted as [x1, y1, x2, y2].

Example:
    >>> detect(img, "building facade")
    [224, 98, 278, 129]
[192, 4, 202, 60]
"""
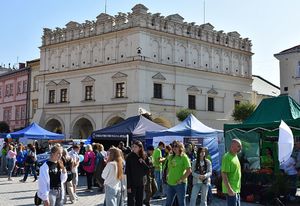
[0, 66, 30, 131]
[32, 4, 253, 138]
[252, 75, 280, 105]
[275, 45, 300, 103]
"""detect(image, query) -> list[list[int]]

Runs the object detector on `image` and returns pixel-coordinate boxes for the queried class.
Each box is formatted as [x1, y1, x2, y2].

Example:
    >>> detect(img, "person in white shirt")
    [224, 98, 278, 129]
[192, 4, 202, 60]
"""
[69, 145, 80, 198]
[6, 144, 17, 181]
[37, 144, 67, 206]
[280, 156, 298, 200]
[102, 147, 124, 206]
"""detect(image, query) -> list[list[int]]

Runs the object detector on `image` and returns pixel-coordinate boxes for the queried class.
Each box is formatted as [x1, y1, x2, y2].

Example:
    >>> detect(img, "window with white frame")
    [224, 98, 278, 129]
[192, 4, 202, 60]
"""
[208, 97, 214, 111]
[32, 100, 38, 117]
[49, 90, 55, 103]
[21, 105, 26, 119]
[115, 82, 125, 98]
[188, 95, 196, 110]
[60, 89, 68, 103]
[10, 84, 13, 96]
[3, 108, 11, 122]
[153, 83, 162, 99]
[81, 76, 95, 101]
[23, 80, 28, 93]
[17, 81, 22, 94]
[5, 84, 10, 96]
[15, 106, 20, 120]
[85, 86, 93, 100]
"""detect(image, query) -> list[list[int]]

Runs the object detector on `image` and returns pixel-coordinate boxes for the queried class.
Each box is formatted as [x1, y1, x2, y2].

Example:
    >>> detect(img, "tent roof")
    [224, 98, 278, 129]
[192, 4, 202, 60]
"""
[92, 115, 166, 140]
[146, 114, 220, 137]
[225, 95, 300, 130]
[9, 122, 64, 139]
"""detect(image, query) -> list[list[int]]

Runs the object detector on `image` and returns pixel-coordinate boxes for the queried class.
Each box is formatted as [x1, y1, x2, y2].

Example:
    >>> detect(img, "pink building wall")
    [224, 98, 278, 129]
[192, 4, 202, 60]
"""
[0, 68, 30, 131]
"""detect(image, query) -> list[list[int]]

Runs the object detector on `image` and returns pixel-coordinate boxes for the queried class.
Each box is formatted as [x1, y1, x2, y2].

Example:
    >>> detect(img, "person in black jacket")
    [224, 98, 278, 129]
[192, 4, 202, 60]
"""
[125, 140, 149, 206]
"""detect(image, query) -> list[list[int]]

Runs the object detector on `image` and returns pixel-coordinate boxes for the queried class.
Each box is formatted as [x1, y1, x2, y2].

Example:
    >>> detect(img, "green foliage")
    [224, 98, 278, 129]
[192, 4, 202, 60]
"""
[0, 121, 10, 133]
[176, 108, 195, 122]
[232, 102, 256, 122]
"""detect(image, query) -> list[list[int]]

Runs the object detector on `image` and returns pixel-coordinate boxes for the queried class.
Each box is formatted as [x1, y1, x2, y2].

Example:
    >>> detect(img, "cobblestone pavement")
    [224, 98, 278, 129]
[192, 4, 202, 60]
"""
[0, 174, 264, 206]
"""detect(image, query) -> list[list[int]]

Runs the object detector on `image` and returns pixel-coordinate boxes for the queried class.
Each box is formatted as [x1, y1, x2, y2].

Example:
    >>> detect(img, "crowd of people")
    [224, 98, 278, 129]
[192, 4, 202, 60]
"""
[0, 138, 300, 206]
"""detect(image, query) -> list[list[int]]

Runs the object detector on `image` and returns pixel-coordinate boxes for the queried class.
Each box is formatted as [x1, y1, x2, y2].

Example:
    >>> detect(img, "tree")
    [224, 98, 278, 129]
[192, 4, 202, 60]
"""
[232, 102, 256, 122]
[176, 108, 195, 122]
[0, 121, 10, 133]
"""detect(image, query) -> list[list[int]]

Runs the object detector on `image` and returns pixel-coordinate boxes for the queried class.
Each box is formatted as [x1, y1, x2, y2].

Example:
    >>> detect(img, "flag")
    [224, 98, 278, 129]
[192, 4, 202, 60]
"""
[278, 120, 294, 164]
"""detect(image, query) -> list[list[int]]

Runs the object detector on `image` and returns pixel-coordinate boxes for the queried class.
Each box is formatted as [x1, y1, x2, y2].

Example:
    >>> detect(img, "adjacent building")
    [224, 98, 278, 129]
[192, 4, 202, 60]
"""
[274, 45, 300, 103]
[252, 75, 280, 105]
[0, 64, 30, 131]
[32, 4, 254, 138]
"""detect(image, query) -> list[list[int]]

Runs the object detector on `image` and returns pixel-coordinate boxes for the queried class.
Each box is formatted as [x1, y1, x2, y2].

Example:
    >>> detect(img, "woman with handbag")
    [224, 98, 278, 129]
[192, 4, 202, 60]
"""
[102, 147, 124, 206]
[83, 144, 96, 192]
[189, 147, 212, 206]
[125, 140, 149, 206]
[37, 144, 68, 206]
[61, 149, 76, 204]
[20, 144, 37, 182]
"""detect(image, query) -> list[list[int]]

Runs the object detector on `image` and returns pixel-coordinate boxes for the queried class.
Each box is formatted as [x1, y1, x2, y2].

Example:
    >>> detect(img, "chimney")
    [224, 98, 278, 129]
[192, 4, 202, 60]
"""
[19, 63, 25, 69]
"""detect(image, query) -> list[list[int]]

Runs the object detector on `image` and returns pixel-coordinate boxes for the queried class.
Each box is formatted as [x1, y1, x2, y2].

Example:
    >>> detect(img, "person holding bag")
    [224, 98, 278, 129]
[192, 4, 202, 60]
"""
[102, 147, 124, 206]
[37, 144, 68, 206]
[83, 144, 96, 192]
[189, 147, 212, 206]
[61, 149, 76, 204]
[125, 140, 149, 206]
[20, 144, 37, 182]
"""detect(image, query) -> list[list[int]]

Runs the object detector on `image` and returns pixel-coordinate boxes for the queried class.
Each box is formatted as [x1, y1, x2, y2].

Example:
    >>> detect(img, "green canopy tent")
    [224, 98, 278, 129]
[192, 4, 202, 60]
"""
[224, 95, 300, 171]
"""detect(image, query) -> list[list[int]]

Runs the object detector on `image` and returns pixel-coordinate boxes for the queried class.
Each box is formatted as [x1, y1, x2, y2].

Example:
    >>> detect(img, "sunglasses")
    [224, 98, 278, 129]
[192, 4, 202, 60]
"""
[173, 145, 179, 148]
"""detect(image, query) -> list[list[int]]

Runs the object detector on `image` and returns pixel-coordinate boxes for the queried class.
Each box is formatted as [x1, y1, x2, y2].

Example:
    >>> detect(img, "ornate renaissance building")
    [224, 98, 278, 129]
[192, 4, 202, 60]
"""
[32, 4, 253, 138]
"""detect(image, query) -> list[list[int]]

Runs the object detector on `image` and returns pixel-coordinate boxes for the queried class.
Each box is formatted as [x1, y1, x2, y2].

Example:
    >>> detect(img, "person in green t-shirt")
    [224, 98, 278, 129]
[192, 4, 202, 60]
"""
[221, 139, 242, 206]
[165, 141, 191, 206]
[152, 141, 165, 198]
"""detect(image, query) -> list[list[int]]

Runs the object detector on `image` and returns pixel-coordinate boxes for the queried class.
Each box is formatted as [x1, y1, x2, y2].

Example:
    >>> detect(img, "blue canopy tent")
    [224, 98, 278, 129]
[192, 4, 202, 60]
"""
[146, 114, 223, 171]
[92, 115, 166, 146]
[8, 122, 64, 140]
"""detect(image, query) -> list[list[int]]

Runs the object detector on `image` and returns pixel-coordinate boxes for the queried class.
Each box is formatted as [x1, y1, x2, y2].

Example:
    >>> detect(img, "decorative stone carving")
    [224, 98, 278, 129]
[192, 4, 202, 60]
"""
[131, 4, 149, 14]
[46, 81, 57, 86]
[152, 72, 166, 80]
[58, 79, 70, 86]
[66, 21, 80, 29]
[81, 76, 95, 83]
[187, 86, 200, 92]
[233, 92, 243, 98]
[166, 14, 184, 23]
[112, 72, 128, 79]
[207, 87, 218, 95]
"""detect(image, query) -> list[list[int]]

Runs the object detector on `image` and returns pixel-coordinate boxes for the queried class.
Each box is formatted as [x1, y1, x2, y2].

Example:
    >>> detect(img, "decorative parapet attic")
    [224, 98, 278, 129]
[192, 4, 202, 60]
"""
[41, 4, 252, 52]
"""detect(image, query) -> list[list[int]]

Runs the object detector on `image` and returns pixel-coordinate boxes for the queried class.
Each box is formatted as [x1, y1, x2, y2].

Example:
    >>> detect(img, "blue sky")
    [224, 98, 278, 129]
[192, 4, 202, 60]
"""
[1, 0, 299, 86]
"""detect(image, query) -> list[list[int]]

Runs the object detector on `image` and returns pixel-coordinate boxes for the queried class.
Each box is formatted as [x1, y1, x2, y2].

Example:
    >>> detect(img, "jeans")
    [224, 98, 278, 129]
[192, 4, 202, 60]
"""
[189, 183, 209, 206]
[104, 185, 122, 206]
[226, 193, 240, 206]
[154, 170, 162, 196]
[166, 183, 187, 206]
[7, 158, 15, 179]
[49, 189, 63, 206]
[23, 164, 37, 181]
